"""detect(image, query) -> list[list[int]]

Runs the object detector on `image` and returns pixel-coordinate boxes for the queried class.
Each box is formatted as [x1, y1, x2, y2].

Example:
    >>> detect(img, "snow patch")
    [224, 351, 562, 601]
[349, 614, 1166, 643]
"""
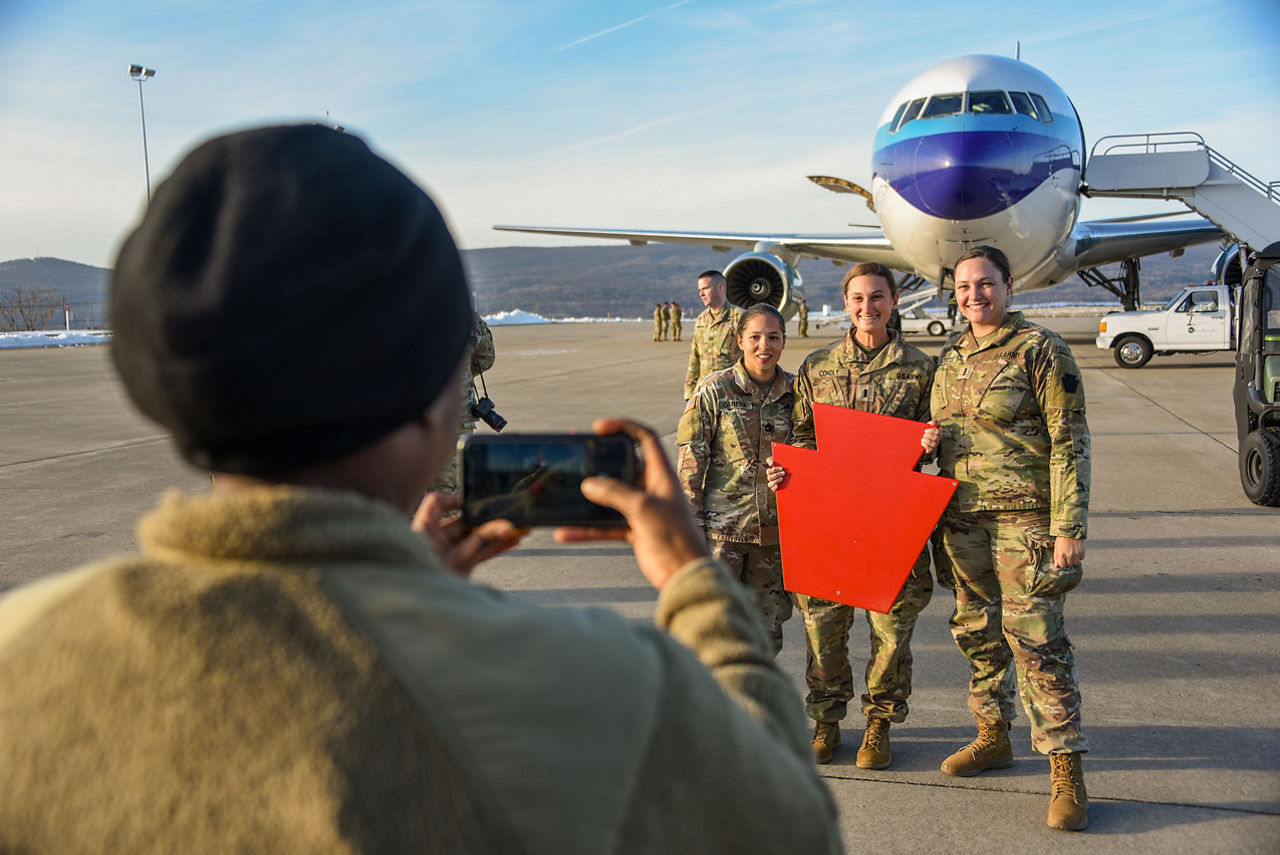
[0, 330, 111, 349]
[483, 310, 642, 326]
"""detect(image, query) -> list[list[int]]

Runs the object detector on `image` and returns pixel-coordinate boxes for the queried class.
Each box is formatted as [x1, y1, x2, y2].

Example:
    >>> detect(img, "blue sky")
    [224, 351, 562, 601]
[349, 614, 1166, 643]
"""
[2, 0, 1278, 268]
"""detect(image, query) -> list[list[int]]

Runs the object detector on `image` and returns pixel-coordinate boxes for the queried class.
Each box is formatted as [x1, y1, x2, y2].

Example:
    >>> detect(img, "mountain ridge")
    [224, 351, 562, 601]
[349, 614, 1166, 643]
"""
[1, 243, 1225, 328]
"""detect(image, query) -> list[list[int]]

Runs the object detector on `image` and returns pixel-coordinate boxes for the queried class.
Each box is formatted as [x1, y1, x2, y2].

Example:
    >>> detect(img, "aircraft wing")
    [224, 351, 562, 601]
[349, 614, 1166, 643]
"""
[1070, 217, 1223, 269]
[492, 225, 909, 268]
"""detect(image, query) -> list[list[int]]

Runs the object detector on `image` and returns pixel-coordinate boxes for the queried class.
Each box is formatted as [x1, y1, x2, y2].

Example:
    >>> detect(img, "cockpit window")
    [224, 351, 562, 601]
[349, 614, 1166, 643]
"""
[921, 93, 963, 118]
[1009, 91, 1038, 119]
[1029, 93, 1054, 124]
[968, 91, 1012, 114]
[895, 97, 925, 131]
[888, 102, 908, 133]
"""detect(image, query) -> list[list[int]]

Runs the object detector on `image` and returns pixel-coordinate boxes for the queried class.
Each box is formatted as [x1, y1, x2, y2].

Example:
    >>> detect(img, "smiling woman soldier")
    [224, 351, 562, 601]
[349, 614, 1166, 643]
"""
[677, 303, 795, 657]
[767, 261, 936, 770]
[921, 245, 1092, 832]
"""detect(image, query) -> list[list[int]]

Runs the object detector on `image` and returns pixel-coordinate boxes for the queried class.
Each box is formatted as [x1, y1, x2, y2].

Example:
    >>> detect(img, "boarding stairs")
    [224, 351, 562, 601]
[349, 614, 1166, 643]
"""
[1084, 132, 1280, 250]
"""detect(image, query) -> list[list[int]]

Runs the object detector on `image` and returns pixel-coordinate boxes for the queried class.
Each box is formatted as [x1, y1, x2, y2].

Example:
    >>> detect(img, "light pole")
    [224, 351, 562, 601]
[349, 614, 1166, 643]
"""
[128, 64, 156, 202]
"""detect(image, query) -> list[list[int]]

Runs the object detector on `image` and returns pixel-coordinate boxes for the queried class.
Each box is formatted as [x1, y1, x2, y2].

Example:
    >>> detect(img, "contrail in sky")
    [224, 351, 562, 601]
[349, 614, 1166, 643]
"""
[549, 0, 693, 53]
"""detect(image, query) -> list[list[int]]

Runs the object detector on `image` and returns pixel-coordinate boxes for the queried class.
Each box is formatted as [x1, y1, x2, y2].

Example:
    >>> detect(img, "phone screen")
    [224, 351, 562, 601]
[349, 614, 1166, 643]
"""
[460, 434, 637, 528]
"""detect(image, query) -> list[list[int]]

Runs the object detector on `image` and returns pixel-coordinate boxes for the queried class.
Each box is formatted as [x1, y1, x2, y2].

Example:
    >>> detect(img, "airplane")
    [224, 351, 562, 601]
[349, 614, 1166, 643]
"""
[494, 54, 1225, 314]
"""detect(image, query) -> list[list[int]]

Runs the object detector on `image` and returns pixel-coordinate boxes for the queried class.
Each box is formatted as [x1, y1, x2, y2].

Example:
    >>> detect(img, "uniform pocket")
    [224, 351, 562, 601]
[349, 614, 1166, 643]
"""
[1025, 524, 1082, 597]
[817, 375, 855, 409]
[977, 358, 1033, 423]
[931, 536, 953, 590]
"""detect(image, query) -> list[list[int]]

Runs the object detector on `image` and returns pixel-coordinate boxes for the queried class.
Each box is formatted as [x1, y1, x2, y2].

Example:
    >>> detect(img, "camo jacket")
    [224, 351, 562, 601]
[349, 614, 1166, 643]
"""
[677, 361, 795, 545]
[460, 312, 496, 432]
[684, 303, 745, 399]
[931, 311, 1090, 538]
[791, 328, 935, 451]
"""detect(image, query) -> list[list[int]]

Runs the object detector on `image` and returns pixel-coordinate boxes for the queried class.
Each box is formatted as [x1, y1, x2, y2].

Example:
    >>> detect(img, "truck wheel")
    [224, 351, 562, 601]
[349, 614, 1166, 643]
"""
[1114, 336, 1153, 369]
[927, 321, 946, 336]
[1240, 429, 1280, 506]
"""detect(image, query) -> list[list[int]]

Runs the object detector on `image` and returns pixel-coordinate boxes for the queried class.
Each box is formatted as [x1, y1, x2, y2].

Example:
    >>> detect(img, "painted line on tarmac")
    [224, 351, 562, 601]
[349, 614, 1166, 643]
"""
[0, 436, 171, 470]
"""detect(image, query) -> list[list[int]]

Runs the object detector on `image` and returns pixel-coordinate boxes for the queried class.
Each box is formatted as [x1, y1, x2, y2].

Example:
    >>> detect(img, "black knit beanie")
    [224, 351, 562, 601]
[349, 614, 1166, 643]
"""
[109, 124, 472, 475]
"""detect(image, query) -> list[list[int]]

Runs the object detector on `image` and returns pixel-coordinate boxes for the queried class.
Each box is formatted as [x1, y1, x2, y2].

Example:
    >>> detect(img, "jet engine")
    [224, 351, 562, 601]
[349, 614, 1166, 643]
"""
[723, 252, 804, 316]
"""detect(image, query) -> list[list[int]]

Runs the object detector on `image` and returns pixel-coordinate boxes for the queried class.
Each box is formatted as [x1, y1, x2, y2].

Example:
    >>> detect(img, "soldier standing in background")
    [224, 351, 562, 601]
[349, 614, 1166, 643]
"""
[660, 301, 671, 341]
[684, 270, 745, 399]
[653, 303, 663, 341]
[767, 262, 935, 769]
[922, 245, 1091, 832]
[432, 310, 496, 494]
[677, 304, 794, 655]
[798, 299, 809, 337]
[669, 301, 683, 341]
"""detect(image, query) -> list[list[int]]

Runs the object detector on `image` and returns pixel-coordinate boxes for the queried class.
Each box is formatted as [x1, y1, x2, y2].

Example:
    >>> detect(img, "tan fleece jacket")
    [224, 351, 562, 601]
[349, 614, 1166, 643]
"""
[0, 487, 840, 854]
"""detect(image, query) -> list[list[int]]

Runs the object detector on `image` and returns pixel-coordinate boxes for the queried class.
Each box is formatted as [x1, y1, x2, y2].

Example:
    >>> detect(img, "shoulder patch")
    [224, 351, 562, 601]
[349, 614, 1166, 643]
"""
[1062, 373, 1079, 393]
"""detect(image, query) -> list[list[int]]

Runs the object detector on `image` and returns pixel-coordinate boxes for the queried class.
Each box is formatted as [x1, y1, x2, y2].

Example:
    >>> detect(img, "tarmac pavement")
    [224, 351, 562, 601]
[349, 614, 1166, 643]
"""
[1, 314, 1276, 851]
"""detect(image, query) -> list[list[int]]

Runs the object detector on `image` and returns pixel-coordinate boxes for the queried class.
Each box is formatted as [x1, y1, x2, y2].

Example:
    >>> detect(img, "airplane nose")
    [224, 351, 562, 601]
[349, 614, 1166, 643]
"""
[877, 122, 1048, 221]
[912, 130, 1017, 219]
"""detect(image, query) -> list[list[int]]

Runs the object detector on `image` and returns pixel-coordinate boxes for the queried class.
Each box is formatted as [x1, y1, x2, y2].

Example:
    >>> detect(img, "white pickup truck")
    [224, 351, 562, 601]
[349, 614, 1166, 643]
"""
[1096, 283, 1237, 368]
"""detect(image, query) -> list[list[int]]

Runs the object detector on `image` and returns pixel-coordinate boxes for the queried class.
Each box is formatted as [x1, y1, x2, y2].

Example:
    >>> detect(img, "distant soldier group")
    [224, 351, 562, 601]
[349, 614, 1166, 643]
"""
[676, 249, 1093, 833]
[652, 301, 683, 341]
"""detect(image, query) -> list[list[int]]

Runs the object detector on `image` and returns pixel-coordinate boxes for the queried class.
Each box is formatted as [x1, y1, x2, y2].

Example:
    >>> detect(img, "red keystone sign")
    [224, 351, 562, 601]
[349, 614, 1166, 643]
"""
[772, 402, 957, 613]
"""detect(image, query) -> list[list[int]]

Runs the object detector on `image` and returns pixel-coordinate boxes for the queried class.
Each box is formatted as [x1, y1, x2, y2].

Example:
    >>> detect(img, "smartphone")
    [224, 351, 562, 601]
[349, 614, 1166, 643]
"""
[460, 433, 639, 528]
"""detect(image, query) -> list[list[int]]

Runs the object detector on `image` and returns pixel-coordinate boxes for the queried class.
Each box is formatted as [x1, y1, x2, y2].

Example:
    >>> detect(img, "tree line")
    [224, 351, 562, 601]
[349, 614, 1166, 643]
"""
[0, 287, 66, 332]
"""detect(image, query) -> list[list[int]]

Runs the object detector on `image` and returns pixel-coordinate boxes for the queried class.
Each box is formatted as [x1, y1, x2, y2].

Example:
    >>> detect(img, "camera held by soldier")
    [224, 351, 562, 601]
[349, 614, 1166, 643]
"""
[470, 395, 507, 432]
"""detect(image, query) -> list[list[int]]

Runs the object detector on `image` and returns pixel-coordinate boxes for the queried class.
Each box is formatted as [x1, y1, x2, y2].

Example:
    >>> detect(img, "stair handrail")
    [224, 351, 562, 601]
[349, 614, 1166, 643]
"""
[1089, 132, 1279, 204]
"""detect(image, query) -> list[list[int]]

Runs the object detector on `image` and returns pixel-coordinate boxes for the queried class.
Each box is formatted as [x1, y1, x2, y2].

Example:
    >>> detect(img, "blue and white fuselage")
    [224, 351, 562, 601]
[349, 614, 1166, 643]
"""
[872, 54, 1083, 287]
[495, 53, 1223, 305]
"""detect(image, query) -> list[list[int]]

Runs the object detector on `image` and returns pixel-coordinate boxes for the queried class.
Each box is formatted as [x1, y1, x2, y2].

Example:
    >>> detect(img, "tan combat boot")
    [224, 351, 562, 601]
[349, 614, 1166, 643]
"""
[1047, 752, 1088, 831]
[856, 718, 892, 770]
[940, 720, 1014, 777]
[812, 722, 841, 764]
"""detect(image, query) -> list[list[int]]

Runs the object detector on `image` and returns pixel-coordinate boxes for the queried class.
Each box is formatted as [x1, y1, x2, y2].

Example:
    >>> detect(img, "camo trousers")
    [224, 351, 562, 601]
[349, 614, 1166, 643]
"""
[710, 540, 793, 657]
[794, 546, 933, 723]
[938, 509, 1088, 755]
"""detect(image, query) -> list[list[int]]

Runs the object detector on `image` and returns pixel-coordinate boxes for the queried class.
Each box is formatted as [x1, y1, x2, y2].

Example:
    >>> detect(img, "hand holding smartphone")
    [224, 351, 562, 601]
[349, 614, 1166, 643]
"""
[460, 433, 639, 528]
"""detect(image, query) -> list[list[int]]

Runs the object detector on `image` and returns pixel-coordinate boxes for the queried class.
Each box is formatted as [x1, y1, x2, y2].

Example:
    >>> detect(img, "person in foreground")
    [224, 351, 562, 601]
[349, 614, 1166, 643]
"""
[767, 263, 935, 770]
[0, 125, 841, 854]
[922, 245, 1091, 831]
[677, 304, 795, 655]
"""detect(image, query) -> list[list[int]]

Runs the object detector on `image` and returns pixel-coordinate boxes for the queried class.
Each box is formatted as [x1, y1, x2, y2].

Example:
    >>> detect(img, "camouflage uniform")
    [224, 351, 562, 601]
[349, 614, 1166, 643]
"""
[684, 302, 745, 399]
[791, 328, 936, 724]
[677, 360, 795, 654]
[931, 311, 1090, 755]
[653, 305, 663, 341]
[797, 300, 808, 337]
[432, 312, 496, 494]
[668, 302, 683, 341]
